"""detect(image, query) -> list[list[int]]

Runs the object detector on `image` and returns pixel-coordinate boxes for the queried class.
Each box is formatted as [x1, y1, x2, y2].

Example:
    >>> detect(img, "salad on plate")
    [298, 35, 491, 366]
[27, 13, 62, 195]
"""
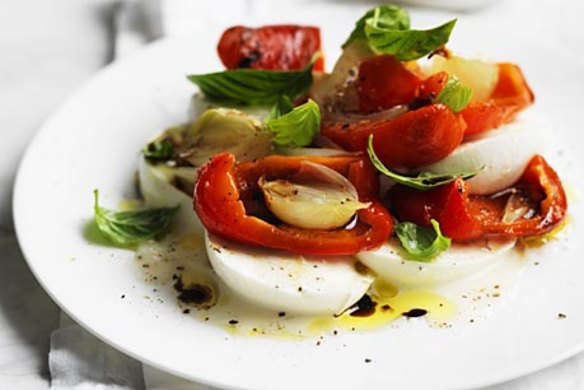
[92, 4, 568, 336]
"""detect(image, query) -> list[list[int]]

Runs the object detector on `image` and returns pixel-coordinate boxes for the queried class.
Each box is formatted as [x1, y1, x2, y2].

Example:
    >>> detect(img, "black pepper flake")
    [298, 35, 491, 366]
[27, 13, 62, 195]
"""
[228, 319, 239, 325]
[278, 312, 286, 317]
[142, 264, 150, 268]
[558, 313, 567, 319]
[298, 286, 303, 292]
[183, 309, 190, 314]
[120, 294, 126, 299]
[364, 358, 372, 363]
[333, 330, 338, 335]
[176, 266, 185, 271]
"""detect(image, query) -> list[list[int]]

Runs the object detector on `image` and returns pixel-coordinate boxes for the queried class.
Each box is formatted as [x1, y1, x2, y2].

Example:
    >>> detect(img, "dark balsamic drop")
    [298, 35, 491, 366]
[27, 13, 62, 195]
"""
[173, 277, 214, 306]
[402, 308, 428, 318]
[349, 295, 377, 317]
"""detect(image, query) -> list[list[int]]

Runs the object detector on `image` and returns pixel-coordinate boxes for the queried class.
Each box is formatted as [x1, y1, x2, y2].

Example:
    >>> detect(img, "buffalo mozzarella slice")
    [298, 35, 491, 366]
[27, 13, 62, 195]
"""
[206, 233, 374, 316]
[357, 239, 516, 289]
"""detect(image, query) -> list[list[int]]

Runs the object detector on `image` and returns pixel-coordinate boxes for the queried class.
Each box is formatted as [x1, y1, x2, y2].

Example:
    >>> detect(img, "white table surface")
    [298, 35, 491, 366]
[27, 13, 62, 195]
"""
[1, 0, 583, 389]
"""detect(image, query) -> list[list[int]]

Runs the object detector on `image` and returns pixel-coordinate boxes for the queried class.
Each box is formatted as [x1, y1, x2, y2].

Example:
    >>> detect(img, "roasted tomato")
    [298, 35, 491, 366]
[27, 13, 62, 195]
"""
[217, 25, 324, 71]
[389, 155, 567, 241]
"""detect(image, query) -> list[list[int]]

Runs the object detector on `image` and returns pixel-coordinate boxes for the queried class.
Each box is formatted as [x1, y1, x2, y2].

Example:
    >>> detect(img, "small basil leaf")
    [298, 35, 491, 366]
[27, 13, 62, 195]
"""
[367, 135, 482, 191]
[365, 18, 456, 61]
[266, 99, 321, 147]
[187, 58, 315, 106]
[395, 219, 451, 262]
[343, 4, 410, 48]
[434, 75, 473, 113]
[266, 95, 294, 122]
[93, 189, 178, 246]
[143, 139, 174, 162]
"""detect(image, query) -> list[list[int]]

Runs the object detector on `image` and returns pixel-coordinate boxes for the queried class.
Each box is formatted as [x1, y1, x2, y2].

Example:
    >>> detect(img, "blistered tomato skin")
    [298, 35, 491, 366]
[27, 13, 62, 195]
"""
[321, 104, 466, 168]
[217, 25, 324, 71]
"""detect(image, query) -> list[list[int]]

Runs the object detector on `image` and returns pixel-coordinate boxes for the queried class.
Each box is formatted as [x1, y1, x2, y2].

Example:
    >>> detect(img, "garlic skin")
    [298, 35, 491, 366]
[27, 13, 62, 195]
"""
[259, 161, 370, 230]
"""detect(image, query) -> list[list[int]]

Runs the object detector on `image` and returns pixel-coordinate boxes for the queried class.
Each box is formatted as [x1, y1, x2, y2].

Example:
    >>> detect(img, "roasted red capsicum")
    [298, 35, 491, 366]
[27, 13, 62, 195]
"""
[321, 104, 467, 168]
[389, 155, 567, 241]
[322, 56, 533, 169]
[217, 25, 324, 71]
[461, 63, 534, 136]
[194, 153, 393, 255]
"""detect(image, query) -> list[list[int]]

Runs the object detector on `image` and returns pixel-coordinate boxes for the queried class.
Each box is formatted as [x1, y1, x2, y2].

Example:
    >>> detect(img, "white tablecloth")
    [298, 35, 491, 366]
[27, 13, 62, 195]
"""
[1, 0, 583, 389]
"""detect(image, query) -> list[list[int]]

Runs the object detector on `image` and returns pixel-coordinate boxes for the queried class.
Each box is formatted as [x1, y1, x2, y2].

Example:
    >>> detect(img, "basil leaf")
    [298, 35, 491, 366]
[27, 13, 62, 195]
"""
[266, 99, 321, 147]
[343, 4, 410, 48]
[266, 95, 294, 122]
[187, 61, 314, 106]
[93, 189, 178, 246]
[143, 139, 173, 161]
[395, 219, 451, 262]
[367, 135, 482, 191]
[365, 18, 457, 61]
[434, 75, 473, 113]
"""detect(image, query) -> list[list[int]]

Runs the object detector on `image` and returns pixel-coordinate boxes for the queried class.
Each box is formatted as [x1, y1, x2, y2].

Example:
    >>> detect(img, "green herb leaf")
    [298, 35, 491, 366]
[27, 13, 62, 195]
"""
[395, 219, 451, 262]
[343, 4, 410, 48]
[365, 17, 457, 61]
[93, 189, 178, 246]
[266, 99, 321, 147]
[266, 95, 294, 122]
[187, 60, 314, 106]
[434, 75, 473, 113]
[143, 139, 174, 161]
[367, 135, 482, 191]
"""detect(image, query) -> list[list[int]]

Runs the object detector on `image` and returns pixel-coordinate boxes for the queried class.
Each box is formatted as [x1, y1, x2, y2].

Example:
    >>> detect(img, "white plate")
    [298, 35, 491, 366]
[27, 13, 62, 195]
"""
[13, 20, 584, 390]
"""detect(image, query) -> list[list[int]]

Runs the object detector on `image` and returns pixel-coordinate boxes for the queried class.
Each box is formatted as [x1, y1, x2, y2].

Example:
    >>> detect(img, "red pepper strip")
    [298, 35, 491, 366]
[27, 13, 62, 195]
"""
[357, 55, 421, 114]
[389, 155, 567, 241]
[217, 25, 324, 72]
[194, 153, 393, 255]
[321, 104, 467, 168]
[461, 63, 534, 136]
[356, 55, 453, 114]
